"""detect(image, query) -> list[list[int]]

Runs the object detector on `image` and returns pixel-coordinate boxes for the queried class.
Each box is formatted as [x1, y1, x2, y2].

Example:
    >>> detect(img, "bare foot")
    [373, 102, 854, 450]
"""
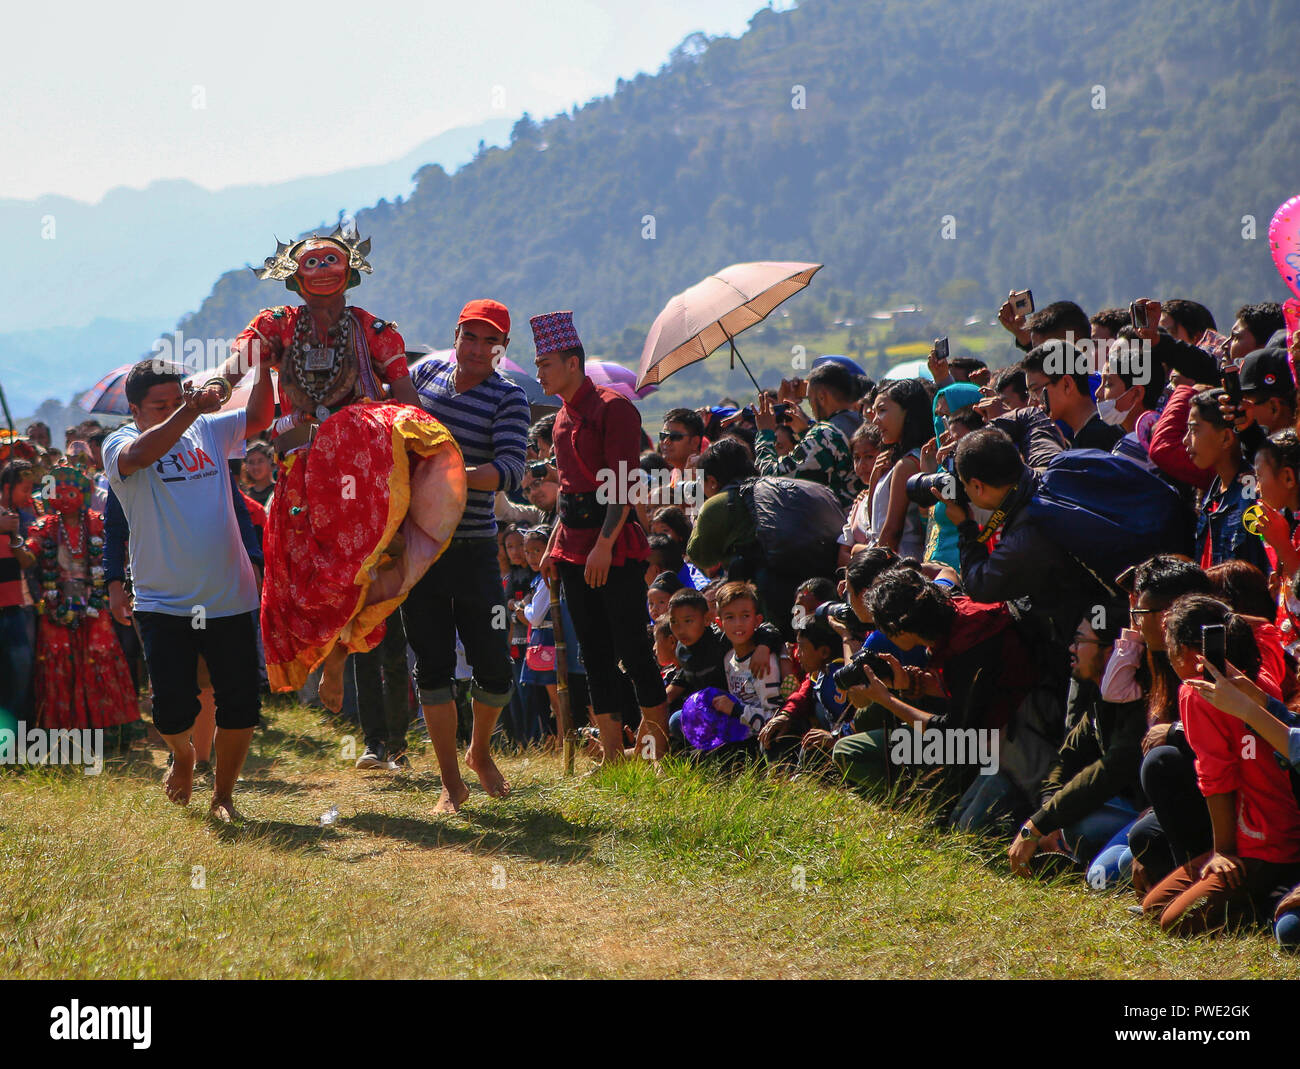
[433, 779, 471, 814]
[318, 647, 348, 713]
[164, 746, 195, 805]
[210, 796, 244, 823]
[466, 748, 511, 798]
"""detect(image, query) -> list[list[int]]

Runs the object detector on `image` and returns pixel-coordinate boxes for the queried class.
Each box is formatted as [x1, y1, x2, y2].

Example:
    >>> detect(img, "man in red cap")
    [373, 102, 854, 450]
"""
[404, 299, 531, 811]
[534, 311, 669, 762]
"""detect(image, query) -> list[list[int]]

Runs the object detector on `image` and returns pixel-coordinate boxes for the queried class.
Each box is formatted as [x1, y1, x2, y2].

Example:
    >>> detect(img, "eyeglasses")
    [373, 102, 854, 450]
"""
[1129, 606, 1158, 619]
[659, 431, 688, 443]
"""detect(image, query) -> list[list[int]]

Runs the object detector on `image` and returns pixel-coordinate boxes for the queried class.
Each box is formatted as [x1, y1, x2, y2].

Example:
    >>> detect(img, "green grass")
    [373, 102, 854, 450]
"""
[1, 702, 1296, 979]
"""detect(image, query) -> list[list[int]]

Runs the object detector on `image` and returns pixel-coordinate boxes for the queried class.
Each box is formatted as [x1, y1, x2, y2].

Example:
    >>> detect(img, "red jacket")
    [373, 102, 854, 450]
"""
[1180, 637, 1300, 864]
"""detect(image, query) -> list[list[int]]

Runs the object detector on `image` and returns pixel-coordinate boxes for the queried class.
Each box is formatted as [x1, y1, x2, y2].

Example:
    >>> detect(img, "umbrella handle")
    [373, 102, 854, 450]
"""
[728, 337, 763, 395]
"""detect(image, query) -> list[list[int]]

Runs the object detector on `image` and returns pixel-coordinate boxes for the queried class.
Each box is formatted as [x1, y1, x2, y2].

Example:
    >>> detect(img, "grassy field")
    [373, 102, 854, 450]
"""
[1, 701, 1296, 980]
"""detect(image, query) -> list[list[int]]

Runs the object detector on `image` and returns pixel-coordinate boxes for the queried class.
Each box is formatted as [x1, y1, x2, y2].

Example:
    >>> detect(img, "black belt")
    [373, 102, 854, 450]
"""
[558, 490, 603, 529]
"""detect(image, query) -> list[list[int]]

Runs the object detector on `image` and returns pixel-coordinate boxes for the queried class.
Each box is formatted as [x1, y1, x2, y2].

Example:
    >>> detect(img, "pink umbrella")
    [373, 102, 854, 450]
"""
[636, 261, 823, 392]
[585, 359, 657, 402]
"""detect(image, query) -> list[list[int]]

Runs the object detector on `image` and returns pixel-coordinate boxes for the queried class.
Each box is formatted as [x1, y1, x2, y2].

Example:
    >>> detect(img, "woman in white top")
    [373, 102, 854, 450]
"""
[865, 378, 933, 561]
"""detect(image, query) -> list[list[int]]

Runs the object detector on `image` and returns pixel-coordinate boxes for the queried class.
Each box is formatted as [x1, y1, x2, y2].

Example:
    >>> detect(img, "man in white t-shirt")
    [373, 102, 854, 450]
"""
[103, 359, 273, 822]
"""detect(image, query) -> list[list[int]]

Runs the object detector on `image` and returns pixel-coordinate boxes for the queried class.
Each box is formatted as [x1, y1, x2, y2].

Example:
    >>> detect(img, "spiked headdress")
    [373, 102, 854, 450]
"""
[251, 225, 373, 292]
[48, 464, 93, 508]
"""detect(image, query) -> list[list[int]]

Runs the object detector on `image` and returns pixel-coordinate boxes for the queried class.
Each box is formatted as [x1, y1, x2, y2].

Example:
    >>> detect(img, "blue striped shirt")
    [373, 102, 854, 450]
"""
[411, 358, 530, 538]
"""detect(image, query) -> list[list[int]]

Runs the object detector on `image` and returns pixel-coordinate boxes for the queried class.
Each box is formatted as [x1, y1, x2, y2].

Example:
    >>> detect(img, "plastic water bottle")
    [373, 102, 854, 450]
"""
[319, 805, 339, 826]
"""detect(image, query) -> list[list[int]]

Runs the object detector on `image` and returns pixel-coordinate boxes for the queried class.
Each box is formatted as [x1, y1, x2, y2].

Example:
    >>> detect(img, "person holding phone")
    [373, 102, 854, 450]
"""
[1141, 595, 1300, 936]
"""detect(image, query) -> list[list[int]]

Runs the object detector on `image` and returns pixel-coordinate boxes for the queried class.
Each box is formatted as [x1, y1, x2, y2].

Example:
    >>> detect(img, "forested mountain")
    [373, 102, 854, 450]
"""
[173, 0, 1300, 376]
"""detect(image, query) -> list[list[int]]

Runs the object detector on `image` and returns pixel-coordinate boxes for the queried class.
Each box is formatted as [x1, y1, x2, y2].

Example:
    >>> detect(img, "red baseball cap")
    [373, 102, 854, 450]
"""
[457, 298, 510, 336]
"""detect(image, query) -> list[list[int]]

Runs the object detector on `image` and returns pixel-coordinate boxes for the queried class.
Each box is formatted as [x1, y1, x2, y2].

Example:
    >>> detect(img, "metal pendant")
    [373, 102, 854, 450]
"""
[315, 404, 331, 421]
[303, 346, 336, 372]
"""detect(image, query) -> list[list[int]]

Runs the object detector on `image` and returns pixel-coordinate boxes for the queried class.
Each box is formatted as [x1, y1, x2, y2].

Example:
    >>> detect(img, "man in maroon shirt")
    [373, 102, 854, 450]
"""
[534, 311, 669, 762]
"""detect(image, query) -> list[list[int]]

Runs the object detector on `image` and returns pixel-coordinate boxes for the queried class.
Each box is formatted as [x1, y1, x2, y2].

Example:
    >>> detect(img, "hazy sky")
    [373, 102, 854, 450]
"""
[4, 0, 769, 203]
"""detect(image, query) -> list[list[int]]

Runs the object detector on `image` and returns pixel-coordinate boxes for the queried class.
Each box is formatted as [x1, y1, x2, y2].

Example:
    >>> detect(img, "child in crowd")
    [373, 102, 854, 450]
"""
[1183, 388, 1270, 573]
[759, 615, 849, 769]
[838, 422, 883, 565]
[653, 617, 679, 682]
[1248, 429, 1300, 653]
[647, 571, 684, 620]
[705, 581, 793, 757]
[519, 526, 589, 746]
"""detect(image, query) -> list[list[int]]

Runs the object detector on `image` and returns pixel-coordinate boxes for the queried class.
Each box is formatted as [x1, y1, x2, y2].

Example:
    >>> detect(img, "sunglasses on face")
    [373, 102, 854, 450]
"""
[659, 431, 688, 443]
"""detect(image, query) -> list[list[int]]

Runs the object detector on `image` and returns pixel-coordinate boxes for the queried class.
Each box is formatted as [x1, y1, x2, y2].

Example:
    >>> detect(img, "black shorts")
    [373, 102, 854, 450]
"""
[134, 610, 262, 736]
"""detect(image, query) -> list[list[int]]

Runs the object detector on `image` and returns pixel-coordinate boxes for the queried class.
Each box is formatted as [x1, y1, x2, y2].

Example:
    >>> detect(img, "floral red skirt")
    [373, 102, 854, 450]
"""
[261, 401, 466, 692]
[34, 613, 138, 730]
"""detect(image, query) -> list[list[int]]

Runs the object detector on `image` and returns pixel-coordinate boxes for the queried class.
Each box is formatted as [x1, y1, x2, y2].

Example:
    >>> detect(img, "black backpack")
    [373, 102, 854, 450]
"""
[728, 475, 843, 578]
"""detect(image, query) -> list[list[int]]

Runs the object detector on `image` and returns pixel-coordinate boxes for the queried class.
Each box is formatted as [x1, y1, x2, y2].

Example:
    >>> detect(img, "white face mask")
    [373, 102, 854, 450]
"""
[1096, 391, 1134, 427]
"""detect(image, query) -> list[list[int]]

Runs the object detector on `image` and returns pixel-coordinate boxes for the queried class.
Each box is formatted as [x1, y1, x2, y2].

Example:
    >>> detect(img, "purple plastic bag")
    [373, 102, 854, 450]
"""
[680, 687, 752, 752]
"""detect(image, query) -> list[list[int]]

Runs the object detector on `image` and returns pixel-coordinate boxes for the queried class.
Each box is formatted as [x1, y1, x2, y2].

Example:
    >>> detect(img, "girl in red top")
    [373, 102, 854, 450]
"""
[1143, 594, 1300, 935]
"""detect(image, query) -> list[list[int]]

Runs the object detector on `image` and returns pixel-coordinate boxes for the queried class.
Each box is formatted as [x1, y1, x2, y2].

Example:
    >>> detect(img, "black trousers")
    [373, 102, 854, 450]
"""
[1130, 734, 1213, 885]
[557, 560, 666, 723]
[401, 538, 513, 707]
[134, 610, 261, 736]
[351, 610, 413, 755]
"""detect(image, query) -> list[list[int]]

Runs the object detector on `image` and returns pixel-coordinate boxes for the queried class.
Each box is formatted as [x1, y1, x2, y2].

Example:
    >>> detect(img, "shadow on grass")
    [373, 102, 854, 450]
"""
[341, 804, 604, 864]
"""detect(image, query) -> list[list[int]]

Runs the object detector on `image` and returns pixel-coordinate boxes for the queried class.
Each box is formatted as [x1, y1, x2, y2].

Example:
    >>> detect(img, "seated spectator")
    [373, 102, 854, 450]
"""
[653, 616, 679, 679]
[647, 571, 684, 620]
[646, 532, 707, 592]
[1007, 605, 1145, 888]
[1183, 388, 1270, 573]
[1122, 556, 1217, 893]
[1142, 595, 1300, 936]
[708, 580, 793, 743]
[663, 587, 780, 715]
[759, 616, 849, 768]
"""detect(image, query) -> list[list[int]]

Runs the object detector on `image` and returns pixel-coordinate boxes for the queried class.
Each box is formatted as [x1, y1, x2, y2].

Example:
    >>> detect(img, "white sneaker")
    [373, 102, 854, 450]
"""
[356, 748, 394, 770]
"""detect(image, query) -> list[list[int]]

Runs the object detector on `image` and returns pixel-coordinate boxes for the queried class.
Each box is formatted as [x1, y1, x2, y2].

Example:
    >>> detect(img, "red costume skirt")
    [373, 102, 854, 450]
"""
[34, 613, 139, 730]
[261, 401, 467, 692]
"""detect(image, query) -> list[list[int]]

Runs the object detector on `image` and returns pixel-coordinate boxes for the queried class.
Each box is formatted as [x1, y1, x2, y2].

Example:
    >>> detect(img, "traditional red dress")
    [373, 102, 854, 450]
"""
[25, 512, 137, 730]
[233, 305, 466, 692]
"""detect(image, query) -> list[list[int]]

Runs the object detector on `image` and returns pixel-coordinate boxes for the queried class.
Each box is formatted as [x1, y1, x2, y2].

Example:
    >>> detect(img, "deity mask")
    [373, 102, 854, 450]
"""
[252, 225, 372, 294]
[294, 239, 350, 298]
[47, 465, 91, 516]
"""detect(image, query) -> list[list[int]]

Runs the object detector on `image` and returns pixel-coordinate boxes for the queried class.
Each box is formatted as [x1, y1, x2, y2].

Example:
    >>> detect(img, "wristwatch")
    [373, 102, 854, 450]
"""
[1018, 824, 1041, 841]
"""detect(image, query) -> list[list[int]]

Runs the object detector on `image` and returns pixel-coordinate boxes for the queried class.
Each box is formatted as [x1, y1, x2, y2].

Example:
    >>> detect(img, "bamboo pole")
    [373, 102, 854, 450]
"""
[547, 576, 576, 774]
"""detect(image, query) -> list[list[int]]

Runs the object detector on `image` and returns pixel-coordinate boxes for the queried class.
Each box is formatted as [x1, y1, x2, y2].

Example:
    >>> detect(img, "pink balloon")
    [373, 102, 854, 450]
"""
[1268, 194, 1300, 301]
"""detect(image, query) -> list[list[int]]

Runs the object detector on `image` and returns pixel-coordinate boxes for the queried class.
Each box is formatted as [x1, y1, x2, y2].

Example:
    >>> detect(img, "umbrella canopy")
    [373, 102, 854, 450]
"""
[585, 359, 656, 402]
[881, 359, 934, 382]
[636, 261, 824, 391]
[78, 363, 137, 415]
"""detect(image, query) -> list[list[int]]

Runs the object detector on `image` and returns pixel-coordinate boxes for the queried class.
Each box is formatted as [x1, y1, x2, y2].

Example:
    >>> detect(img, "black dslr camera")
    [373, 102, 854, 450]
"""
[905, 468, 967, 509]
[832, 647, 895, 691]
